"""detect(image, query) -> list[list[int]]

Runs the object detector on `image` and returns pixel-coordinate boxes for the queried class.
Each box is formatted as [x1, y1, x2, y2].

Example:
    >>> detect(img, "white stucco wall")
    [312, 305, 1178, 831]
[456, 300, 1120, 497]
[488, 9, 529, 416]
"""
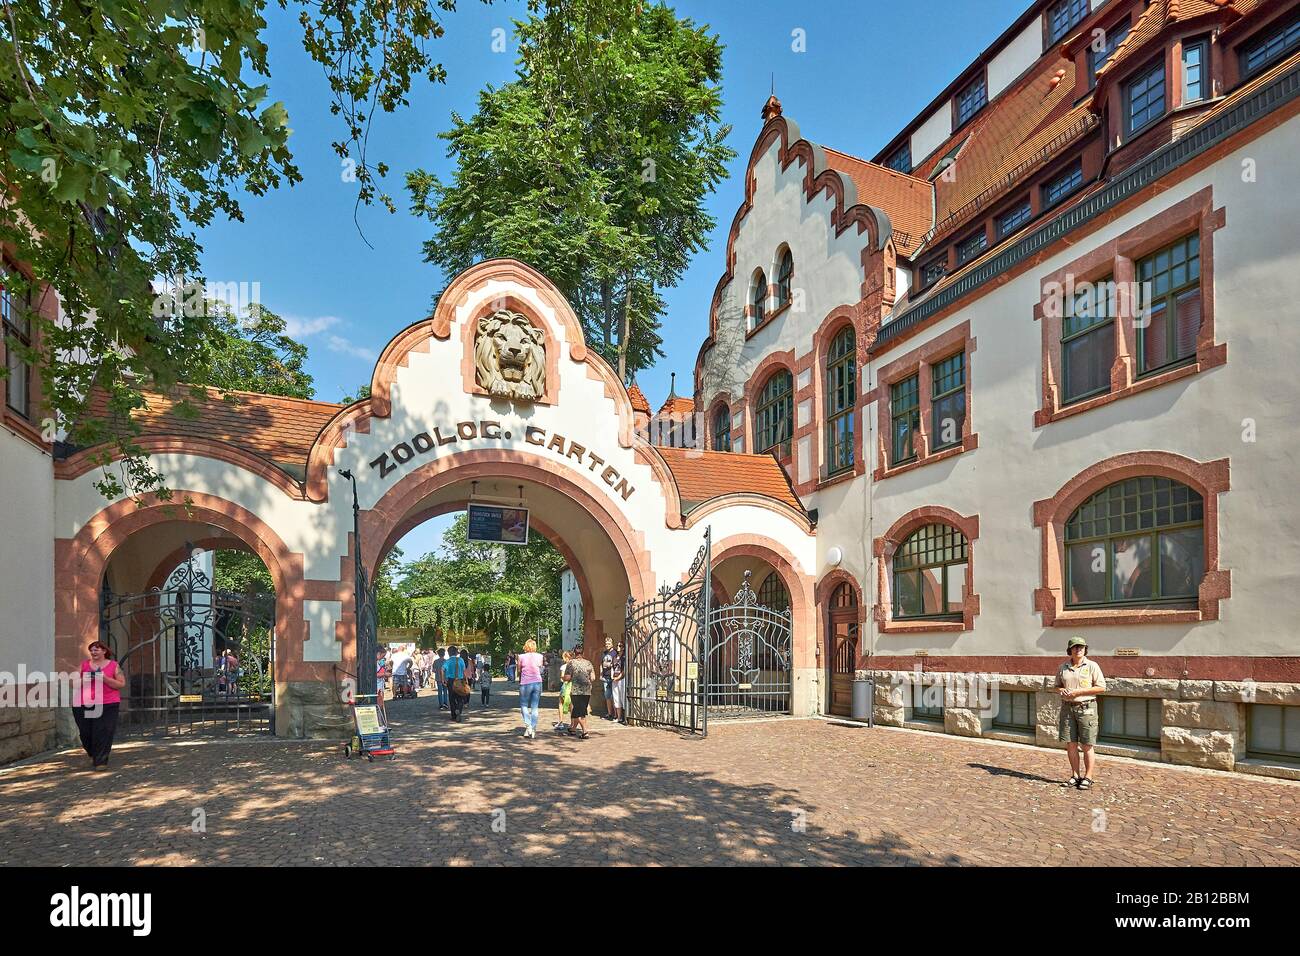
[867, 115, 1300, 660]
[911, 106, 953, 169]
[0, 429, 55, 674]
[987, 18, 1044, 99]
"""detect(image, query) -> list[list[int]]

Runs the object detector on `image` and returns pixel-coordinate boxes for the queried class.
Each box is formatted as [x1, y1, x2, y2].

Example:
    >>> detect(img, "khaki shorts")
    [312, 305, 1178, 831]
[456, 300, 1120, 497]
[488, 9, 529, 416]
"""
[1058, 701, 1098, 745]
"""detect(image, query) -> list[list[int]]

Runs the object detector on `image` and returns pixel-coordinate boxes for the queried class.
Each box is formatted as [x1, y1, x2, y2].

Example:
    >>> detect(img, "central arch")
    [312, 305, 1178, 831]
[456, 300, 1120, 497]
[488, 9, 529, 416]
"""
[360, 448, 659, 656]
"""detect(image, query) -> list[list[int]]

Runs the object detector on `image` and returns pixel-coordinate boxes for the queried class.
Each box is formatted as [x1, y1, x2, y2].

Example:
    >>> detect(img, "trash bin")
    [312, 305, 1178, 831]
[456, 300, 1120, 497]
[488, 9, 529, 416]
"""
[851, 678, 874, 725]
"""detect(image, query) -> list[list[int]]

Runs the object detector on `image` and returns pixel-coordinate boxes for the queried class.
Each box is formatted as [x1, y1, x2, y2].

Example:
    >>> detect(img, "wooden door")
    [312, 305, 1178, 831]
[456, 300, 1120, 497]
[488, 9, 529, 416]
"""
[828, 619, 858, 716]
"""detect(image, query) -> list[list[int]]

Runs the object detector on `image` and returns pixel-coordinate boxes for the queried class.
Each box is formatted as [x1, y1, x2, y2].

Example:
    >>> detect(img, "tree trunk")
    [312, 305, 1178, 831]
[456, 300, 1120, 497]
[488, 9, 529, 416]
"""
[618, 273, 634, 384]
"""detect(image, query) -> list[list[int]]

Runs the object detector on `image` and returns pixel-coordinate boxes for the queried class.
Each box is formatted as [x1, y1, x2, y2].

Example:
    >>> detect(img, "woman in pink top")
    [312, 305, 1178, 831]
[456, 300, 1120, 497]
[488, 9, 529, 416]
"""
[517, 638, 545, 739]
[75, 641, 126, 771]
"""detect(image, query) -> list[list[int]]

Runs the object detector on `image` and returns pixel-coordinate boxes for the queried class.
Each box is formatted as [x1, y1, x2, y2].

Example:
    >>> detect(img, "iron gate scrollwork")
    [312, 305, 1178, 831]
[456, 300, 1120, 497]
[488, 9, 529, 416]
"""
[100, 548, 276, 736]
[706, 570, 793, 718]
[624, 528, 710, 735]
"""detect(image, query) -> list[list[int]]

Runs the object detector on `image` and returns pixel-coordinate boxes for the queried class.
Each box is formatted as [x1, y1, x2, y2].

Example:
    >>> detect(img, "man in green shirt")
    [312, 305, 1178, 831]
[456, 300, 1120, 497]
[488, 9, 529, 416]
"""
[1056, 636, 1106, 790]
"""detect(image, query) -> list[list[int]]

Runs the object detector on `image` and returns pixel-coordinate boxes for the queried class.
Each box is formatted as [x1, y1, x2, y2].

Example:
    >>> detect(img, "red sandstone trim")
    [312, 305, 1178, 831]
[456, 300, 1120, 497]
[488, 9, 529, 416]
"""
[872, 505, 981, 636]
[1031, 451, 1231, 627]
[870, 321, 978, 481]
[681, 492, 815, 534]
[1034, 187, 1227, 428]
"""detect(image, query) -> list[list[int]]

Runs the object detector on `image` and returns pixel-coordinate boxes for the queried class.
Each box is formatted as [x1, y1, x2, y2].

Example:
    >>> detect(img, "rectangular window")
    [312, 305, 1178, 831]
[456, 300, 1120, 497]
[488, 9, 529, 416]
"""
[1089, 19, 1132, 86]
[884, 143, 912, 174]
[1240, 14, 1300, 78]
[920, 257, 947, 289]
[994, 690, 1035, 731]
[1047, 0, 1089, 46]
[1136, 233, 1201, 375]
[1247, 704, 1300, 762]
[1062, 277, 1116, 404]
[1100, 696, 1162, 746]
[956, 75, 987, 127]
[2, 264, 32, 419]
[996, 198, 1033, 238]
[1125, 60, 1166, 135]
[1182, 38, 1208, 103]
[930, 352, 965, 451]
[890, 375, 920, 466]
[955, 229, 988, 265]
[1042, 160, 1084, 209]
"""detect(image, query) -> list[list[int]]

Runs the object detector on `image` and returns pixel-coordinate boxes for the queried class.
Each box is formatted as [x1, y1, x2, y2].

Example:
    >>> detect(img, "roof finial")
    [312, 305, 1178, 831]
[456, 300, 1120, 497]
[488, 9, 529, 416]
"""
[668, 371, 678, 399]
[762, 77, 782, 121]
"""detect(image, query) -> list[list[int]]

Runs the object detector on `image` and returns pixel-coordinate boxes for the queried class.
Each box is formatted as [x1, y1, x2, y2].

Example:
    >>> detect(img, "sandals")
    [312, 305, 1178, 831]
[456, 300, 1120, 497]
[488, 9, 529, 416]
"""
[1066, 775, 1081, 788]
[1078, 777, 1094, 790]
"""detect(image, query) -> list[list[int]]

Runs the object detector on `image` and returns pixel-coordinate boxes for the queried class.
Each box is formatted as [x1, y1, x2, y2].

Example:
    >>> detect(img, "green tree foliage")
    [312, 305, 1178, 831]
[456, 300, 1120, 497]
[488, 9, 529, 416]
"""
[1, 0, 477, 501]
[200, 302, 314, 399]
[408, 0, 733, 381]
[392, 514, 566, 658]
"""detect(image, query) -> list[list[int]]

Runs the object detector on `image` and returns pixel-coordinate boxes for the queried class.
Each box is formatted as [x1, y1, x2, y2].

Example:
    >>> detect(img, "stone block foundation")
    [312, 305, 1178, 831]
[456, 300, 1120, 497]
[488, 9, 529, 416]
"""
[866, 669, 1300, 781]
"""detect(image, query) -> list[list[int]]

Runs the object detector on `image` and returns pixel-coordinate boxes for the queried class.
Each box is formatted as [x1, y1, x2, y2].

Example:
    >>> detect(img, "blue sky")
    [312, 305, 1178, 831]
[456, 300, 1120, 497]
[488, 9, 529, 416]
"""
[195, 0, 1027, 558]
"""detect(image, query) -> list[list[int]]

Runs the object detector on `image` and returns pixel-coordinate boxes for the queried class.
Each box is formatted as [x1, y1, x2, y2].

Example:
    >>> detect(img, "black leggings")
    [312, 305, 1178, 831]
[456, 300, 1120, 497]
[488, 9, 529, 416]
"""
[481, 686, 490, 704]
[73, 703, 120, 767]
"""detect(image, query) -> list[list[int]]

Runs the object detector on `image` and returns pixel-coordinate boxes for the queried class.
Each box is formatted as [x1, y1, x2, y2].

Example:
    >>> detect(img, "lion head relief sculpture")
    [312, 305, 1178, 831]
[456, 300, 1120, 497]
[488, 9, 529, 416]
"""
[474, 309, 547, 401]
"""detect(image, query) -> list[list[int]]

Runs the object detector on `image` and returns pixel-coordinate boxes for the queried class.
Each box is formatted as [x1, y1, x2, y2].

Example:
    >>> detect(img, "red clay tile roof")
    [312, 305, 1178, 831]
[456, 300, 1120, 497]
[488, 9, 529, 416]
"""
[627, 383, 652, 415]
[1094, 0, 1258, 88]
[822, 147, 934, 255]
[657, 395, 696, 416]
[655, 446, 804, 513]
[80, 387, 341, 474]
[914, 57, 1095, 249]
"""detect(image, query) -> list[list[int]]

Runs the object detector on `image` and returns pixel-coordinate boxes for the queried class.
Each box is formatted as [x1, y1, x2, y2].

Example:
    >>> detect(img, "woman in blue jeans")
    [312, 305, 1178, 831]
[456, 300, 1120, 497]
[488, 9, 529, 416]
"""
[517, 638, 545, 739]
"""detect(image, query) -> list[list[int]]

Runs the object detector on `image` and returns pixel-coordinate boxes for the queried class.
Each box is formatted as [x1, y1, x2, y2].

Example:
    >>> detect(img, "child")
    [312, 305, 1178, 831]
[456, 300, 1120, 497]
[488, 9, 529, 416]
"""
[479, 665, 492, 706]
[553, 650, 573, 732]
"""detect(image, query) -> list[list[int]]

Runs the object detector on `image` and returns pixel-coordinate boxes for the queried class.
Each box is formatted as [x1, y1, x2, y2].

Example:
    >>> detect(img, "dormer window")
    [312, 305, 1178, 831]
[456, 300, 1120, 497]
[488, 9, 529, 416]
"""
[1182, 38, 1209, 103]
[750, 269, 767, 327]
[1124, 59, 1166, 136]
[996, 197, 1033, 238]
[1042, 159, 1084, 209]
[1047, 0, 1089, 47]
[1088, 18, 1131, 86]
[884, 143, 912, 174]
[955, 75, 987, 127]
[955, 229, 988, 265]
[1240, 12, 1300, 79]
[775, 248, 793, 310]
[920, 257, 948, 289]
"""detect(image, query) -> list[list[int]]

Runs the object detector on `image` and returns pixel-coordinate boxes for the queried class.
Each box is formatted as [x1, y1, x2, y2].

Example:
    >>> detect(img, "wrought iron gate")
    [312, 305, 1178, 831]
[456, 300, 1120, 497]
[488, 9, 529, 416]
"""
[623, 529, 710, 735]
[623, 530, 796, 734]
[100, 553, 276, 736]
[706, 571, 793, 718]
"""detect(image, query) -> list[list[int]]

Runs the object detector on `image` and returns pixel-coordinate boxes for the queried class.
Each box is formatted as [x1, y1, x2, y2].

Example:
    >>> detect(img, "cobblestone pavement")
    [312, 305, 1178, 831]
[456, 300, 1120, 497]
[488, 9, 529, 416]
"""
[1, 684, 1297, 866]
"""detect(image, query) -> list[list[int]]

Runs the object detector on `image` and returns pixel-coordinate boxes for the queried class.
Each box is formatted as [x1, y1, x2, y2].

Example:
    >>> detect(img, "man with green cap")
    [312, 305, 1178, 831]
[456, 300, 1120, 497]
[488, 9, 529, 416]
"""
[1056, 637, 1106, 789]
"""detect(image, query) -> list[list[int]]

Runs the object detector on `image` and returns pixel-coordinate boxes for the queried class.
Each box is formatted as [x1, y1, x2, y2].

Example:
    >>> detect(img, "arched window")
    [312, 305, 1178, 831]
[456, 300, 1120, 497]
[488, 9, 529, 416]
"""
[751, 270, 767, 327]
[712, 404, 731, 452]
[825, 326, 856, 475]
[755, 369, 793, 459]
[1065, 477, 1204, 607]
[830, 582, 857, 608]
[757, 571, 791, 613]
[775, 248, 794, 310]
[893, 524, 968, 620]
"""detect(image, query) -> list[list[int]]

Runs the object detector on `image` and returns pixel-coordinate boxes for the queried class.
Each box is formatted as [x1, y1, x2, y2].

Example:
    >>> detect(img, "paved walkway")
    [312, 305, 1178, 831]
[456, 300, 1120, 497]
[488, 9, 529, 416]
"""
[1, 684, 1297, 866]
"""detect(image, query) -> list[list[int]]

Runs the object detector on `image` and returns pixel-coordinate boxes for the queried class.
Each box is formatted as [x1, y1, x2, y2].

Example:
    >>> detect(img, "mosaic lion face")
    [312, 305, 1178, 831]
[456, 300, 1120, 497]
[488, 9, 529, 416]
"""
[474, 309, 546, 401]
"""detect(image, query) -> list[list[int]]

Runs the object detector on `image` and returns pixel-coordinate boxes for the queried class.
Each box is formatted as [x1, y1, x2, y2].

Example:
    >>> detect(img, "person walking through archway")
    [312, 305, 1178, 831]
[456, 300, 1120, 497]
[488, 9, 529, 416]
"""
[563, 644, 595, 740]
[552, 650, 573, 733]
[444, 645, 468, 721]
[462, 648, 476, 710]
[74, 641, 125, 771]
[517, 639, 545, 739]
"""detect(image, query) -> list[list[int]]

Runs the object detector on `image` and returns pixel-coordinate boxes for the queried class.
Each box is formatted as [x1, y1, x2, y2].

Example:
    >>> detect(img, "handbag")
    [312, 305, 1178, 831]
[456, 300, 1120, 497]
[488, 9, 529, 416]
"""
[452, 678, 471, 697]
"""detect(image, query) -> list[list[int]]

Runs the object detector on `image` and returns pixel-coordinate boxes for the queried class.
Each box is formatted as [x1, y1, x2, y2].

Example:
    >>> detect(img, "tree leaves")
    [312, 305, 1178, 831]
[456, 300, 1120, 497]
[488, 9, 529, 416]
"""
[408, 0, 733, 382]
[0, 0, 474, 501]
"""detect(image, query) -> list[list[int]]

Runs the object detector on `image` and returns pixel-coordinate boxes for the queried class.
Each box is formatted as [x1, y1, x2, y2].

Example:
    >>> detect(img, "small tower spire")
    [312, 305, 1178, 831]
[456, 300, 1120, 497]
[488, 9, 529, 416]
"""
[762, 76, 782, 121]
